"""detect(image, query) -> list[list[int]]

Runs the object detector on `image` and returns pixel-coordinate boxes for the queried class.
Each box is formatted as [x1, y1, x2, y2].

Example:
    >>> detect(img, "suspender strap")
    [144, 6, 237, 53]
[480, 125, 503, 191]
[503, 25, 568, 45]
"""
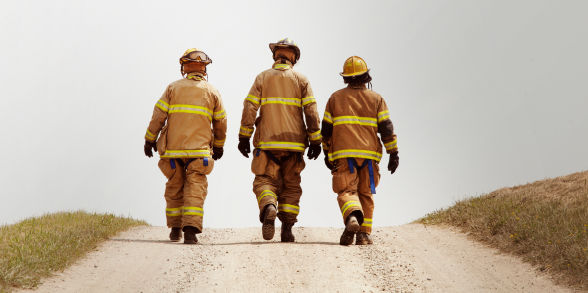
[170, 159, 176, 169]
[346, 158, 376, 194]
[203, 158, 208, 166]
[367, 159, 376, 194]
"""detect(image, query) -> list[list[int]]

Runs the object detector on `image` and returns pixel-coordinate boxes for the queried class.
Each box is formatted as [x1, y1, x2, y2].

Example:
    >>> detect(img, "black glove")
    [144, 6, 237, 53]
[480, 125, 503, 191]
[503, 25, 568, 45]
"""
[307, 143, 321, 160]
[238, 138, 251, 158]
[323, 149, 333, 170]
[144, 140, 157, 158]
[212, 147, 224, 160]
[388, 151, 399, 174]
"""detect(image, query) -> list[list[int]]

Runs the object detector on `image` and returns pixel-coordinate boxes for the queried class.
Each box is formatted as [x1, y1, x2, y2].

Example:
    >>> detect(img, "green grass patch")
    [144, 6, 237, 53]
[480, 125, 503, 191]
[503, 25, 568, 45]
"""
[0, 211, 146, 291]
[420, 171, 588, 290]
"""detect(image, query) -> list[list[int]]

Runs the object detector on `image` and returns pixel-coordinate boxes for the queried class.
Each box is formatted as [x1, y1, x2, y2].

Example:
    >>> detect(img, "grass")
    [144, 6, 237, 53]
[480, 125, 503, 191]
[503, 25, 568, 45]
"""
[420, 171, 588, 290]
[0, 211, 146, 291]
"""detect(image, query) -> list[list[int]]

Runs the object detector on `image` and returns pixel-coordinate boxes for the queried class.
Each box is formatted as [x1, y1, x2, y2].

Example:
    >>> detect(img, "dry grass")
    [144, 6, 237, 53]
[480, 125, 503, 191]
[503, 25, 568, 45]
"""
[0, 211, 146, 292]
[420, 171, 588, 290]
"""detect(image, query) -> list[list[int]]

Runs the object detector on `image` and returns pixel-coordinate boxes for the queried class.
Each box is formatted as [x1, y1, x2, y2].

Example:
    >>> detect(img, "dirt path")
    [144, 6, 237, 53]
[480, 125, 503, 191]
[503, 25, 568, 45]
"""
[21, 224, 571, 292]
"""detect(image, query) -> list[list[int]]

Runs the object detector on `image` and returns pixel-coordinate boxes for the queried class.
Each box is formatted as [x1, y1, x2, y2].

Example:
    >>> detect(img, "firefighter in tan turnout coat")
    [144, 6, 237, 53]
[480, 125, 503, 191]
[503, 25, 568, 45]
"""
[238, 38, 322, 242]
[321, 56, 399, 245]
[144, 49, 227, 244]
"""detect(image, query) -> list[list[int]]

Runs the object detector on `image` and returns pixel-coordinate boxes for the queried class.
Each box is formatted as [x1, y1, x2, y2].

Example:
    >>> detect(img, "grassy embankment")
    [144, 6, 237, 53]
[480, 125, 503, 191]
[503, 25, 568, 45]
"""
[0, 211, 146, 291]
[420, 171, 588, 290]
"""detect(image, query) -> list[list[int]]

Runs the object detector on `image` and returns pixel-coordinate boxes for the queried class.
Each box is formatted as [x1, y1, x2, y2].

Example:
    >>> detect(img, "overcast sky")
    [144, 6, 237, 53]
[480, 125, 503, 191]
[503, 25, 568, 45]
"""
[1, 0, 587, 228]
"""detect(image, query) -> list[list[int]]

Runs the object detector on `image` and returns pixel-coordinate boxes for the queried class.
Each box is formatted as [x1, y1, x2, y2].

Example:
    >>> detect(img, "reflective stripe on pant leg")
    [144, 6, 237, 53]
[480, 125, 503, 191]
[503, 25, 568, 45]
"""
[278, 203, 299, 215]
[183, 206, 204, 216]
[166, 207, 182, 217]
[358, 190, 374, 234]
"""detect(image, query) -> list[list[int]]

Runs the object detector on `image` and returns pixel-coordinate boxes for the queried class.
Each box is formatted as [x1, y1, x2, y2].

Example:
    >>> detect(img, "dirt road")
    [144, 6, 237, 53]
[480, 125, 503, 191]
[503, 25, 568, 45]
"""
[22, 224, 571, 292]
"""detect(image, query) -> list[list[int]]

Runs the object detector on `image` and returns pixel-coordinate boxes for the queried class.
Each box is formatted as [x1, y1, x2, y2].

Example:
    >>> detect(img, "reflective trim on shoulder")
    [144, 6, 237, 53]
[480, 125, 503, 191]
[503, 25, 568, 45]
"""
[213, 109, 226, 120]
[302, 96, 316, 106]
[377, 110, 390, 122]
[308, 130, 322, 142]
[239, 126, 254, 137]
[257, 190, 278, 203]
[169, 104, 213, 120]
[155, 99, 170, 112]
[183, 206, 203, 216]
[385, 139, 398, 151]
[341, 200, 361, 216]
[329, 149, 382, 162]
[245, 94, 260, 105]
[161, 149, 211, 158]
[258, 141, 305, 151]
[278, 203, 300, 215]
[333, 116, 377, 127]
[145, 129, 156, 141]
[261, 97, 302, 107]
[323, 111, 333, 124]
[362, 217, 373, 227]
[166, 207, 182, 217]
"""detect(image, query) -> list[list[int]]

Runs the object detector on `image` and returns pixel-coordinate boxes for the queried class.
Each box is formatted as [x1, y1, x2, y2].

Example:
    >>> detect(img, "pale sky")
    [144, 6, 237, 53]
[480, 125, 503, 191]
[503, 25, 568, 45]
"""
[1, 0, 587, 228]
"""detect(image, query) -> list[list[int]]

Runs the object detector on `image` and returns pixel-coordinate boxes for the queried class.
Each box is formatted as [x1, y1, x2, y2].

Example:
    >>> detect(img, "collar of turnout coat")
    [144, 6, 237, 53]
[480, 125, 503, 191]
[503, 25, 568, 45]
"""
[272, 60, 293, 70]
[186, 72, 206, 80]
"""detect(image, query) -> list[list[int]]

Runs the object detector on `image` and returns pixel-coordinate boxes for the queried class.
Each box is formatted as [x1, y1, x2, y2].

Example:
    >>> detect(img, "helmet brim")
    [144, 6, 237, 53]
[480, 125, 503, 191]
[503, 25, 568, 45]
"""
[340, 69, 369, 77]
[269, 43, 300, 61]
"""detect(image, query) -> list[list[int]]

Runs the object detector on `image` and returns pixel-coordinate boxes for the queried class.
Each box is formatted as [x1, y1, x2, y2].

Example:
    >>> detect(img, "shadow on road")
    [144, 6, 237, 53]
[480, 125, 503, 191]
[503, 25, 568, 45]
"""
[108, 238, 340, 246]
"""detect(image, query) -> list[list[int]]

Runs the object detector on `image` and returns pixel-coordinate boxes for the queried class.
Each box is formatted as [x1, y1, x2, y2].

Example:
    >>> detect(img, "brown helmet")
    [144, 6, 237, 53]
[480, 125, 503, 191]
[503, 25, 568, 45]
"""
[269, 38, 300, 63]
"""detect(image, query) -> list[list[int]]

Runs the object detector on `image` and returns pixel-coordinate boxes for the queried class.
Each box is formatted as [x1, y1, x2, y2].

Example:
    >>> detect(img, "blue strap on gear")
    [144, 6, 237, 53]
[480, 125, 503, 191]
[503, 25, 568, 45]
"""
[203, 157, 208, 167]
[347, 158, 355, 174]
[346, 158, 376, 194]
[256, 148, 261, 157]
[367, 159, 376, 194]
[170, 159, 176, 169]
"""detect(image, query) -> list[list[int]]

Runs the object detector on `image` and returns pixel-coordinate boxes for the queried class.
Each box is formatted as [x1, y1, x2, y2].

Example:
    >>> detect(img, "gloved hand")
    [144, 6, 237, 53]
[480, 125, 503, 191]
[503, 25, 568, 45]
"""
[238, 138, 251, 158]
[388, 151, 399, 174]
[212, 147, 224, 160]
[323, 149, 333, 170]
[307, 143, 321, 160]
[144, 140, 157, 158]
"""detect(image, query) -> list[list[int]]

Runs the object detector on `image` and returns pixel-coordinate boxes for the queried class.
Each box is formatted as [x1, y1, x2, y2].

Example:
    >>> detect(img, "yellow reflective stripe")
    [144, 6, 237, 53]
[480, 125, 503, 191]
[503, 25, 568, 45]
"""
[245, 94, 260, 105]
[258, 141, 305, 151]
[377, 110, 390, 122]
[278, 204, 300, 215]
[239, 126, 254, 137]
[166, 207, 182, 217]
[257, 190, 277, 203]
[362, 218, 373, 227]
[361, 222, 372, 227]
[169, 104, 213, 120]
[161, 149, 211, 158]
[302, 96, 316, 106]
[273, 64, 291, 69]
[385, 139, 398, 151]
[308, 130, 322, 141]
[323, 111, 333, 124]
[329, 149, 382, 162]
[322, 141, 329, 150]
[333, 116, 377, 127]
[213, 109, 226, 120]
[186, 75, 203, 81]
[341, 201, 361, 216]
[183, 206, 203, 216]
[155, 99, 169, 112]
[213, 138, 226, 147]
[145, 129, 156, 141]
[261, 97, 302, 107]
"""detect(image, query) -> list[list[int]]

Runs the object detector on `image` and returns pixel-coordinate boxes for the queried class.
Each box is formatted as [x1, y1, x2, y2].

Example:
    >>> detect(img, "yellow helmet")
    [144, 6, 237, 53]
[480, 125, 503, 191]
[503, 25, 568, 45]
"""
[340, 56, 369, 77]
[269, 37, 300, 62]
[179, 48, 212, 65]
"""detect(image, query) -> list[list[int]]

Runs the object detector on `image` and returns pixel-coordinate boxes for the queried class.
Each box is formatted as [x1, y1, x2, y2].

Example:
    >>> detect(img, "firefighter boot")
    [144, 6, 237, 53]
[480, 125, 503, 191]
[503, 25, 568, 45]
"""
[169, 227, 182, 242]
[355, 232, 373, 245]
[183, 226, 199, 244]
[262, 204, 277, 240]
[281, 222, 295, 242]
[340, 215, 360, 246]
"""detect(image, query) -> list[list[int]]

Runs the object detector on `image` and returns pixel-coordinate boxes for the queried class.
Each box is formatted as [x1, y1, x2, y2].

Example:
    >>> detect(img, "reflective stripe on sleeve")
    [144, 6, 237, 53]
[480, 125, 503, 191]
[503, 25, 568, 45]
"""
[213, 109, 226, 120]
[362, 218, 373, 227]
[155, 99, 169, 112]
[385, 139, 398, 151]
[341, 200, 361, 216]
[239, 126, 254, 137]
[245, 94, 260, 105]
[161, 149, 211, 158]
[377, 110, 390, 122]
[257, 190, 277, 203]
[323, 111, 333, 124]
[329, 149, 382, 162]
[166, 207, 182, 217]
[183, 206, 203, 216]
[302, 96, 316, 106]
[169, 104, 213, 120]
[145, 129, 156, 141]
[308, 130, 322, 142]
[333, 116, 377, 127]
[278, 203, 300, 215]
[261, 97, 302, 107]
[322, 141, 329, 150]
[258, 141, 305, 151]
[213, 138, 225, 147]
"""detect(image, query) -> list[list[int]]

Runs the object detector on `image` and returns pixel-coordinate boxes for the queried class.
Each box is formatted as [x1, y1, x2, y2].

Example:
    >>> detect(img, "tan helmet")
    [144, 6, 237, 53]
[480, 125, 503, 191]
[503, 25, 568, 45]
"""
[269, 37, 300, 62]
[179, 48, 212, 65]
[340, 56, 369, 77]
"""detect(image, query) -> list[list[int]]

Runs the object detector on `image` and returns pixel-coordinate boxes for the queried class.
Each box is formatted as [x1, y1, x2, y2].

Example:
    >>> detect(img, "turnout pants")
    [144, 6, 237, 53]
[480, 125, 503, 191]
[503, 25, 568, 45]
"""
[158, 158, 214, 232]
[251, 149, 306, 224]
[332, 158, 380, 234]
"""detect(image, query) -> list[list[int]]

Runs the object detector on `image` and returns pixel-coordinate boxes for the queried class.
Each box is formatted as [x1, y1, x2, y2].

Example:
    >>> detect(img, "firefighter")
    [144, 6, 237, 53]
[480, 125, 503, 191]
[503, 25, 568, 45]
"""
[144, 48, 227, 244]
[238, 38, 322, 242]
[321, 56, 399, 245]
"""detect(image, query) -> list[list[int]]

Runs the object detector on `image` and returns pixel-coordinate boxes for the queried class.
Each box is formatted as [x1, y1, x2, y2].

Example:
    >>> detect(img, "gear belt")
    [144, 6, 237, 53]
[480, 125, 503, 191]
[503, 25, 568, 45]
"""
[347, 158, 376, 194]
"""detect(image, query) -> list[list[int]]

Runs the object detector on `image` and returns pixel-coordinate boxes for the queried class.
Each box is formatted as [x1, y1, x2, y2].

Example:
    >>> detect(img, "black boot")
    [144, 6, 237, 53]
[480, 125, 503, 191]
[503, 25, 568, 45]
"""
[183, 226, 199, 244]
[262, 204, 277, 240]
[281, 223, 295, 242]
[355, 232, 373, 245]
[340, 215, 360, 246]
[169, 227, 182, 242]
